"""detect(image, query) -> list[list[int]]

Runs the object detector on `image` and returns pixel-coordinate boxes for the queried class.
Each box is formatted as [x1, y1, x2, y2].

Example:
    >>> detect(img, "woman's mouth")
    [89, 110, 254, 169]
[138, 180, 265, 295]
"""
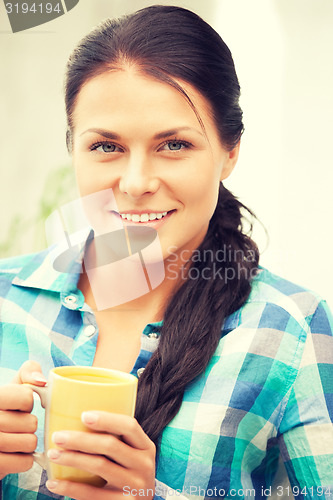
[120, 211, 168, 222]
[112, 210, 175, 226]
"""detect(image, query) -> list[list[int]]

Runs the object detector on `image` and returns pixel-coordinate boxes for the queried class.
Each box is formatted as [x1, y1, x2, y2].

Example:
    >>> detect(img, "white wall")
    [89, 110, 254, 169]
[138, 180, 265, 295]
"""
[0, 0, 332, 306]
[216, 0, 333, 307]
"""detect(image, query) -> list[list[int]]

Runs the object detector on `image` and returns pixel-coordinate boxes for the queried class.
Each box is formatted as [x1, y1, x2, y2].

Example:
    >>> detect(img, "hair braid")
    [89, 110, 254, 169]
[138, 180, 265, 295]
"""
[135, 184, 259, 445]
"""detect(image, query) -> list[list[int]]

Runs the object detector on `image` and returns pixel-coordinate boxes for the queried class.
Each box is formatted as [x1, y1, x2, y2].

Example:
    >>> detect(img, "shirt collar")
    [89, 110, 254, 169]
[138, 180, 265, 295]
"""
[11, 234, 247, 333]
[143, 320, 163, 335]
[10, 235, 164, 329]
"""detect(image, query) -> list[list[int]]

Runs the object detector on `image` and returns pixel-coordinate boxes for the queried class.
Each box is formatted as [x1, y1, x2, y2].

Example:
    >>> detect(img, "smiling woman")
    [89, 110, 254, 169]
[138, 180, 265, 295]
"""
[0, 4, 333, 500]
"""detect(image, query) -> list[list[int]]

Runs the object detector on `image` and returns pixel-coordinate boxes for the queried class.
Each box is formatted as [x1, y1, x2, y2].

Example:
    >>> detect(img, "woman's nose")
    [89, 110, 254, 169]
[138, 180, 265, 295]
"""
[118, 153, 159, 198]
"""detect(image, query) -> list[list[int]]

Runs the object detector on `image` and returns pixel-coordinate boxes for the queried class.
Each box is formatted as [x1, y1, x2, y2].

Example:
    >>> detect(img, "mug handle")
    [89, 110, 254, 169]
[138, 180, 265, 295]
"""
[25, 384, 48, 469]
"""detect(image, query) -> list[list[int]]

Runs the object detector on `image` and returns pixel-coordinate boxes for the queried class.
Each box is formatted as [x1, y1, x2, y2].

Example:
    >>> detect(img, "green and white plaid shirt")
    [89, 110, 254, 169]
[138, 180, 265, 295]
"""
[0, 248, 332, 500]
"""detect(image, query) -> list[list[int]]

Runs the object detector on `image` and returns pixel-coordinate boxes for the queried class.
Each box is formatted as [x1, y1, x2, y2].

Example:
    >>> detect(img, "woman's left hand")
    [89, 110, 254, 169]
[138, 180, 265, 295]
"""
[45, 411, 156, 500]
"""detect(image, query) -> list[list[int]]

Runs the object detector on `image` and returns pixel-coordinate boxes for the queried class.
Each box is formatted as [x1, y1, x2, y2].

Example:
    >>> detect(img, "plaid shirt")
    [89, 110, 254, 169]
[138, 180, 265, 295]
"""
[0, 247, 332, 500]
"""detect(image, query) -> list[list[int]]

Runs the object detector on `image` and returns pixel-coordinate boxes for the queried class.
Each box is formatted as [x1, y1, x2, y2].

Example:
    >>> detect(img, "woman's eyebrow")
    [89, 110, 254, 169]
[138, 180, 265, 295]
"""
[79, 128, 120, 139]
[153, 127, 204, 139]
[79, 127, 204, 140]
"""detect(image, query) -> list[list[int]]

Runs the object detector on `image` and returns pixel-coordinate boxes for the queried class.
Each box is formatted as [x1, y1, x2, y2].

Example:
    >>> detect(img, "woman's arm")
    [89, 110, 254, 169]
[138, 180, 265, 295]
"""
[277, 299, 333, 499]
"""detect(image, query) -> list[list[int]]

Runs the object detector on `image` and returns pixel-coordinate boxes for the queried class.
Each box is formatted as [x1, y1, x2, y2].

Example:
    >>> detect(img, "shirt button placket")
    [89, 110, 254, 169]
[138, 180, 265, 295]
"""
[65, 295, 77, 306]
[84, 324, 96, 338]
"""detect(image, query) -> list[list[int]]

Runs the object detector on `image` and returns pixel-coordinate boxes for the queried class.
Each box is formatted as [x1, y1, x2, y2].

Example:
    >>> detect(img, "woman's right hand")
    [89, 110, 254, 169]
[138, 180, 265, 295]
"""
[0, 361, 47, 479]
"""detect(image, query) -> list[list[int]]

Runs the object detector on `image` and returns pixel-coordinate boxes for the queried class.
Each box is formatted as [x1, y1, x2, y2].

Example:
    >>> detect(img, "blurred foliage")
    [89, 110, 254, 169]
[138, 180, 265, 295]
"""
[0, 166, 77, 258]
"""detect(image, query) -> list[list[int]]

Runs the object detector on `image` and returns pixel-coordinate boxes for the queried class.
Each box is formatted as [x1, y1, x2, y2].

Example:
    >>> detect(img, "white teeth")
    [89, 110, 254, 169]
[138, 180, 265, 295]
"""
[119, 211, 169, 222]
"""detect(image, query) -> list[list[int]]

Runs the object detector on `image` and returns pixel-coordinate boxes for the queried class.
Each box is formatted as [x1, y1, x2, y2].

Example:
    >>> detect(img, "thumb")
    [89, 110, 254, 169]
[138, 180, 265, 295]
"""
[12, 360, 47, 385]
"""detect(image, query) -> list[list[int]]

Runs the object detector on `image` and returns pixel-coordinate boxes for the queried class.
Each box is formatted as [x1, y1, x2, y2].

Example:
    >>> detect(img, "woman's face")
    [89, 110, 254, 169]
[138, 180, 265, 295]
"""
[71, 68, 238, 261]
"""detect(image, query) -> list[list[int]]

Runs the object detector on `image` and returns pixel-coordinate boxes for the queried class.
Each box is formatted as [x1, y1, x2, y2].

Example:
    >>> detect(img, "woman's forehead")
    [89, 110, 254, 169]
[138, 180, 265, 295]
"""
[72, 68, 218, 142]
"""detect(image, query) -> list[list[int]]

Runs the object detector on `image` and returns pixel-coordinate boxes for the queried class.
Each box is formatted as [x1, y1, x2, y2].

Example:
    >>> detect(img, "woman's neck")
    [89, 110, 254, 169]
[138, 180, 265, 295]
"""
[78, 242, 187, 321]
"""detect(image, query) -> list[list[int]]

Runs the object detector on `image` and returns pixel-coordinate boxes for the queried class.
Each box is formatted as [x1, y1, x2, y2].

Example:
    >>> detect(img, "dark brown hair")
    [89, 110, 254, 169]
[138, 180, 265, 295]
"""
[64, 5, 259, 447]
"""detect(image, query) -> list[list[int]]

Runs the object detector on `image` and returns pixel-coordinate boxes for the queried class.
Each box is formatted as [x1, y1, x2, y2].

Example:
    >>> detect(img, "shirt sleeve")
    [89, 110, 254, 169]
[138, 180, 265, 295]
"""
[154, 479, 188, 499]
[277, 299, 333, 500]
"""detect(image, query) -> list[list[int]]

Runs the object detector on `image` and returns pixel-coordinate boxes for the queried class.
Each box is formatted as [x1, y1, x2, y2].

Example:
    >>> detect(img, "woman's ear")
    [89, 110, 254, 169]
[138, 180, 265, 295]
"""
[220, 141, 240, 181]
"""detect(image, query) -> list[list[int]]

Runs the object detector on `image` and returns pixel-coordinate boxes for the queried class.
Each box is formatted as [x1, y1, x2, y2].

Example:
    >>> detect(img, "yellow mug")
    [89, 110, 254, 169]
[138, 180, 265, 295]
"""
[28, 366, 138, 487]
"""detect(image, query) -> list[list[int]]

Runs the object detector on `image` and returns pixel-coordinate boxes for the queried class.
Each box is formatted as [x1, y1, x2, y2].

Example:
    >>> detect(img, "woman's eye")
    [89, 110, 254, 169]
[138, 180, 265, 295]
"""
[90, 142, 121, 153]
[160, 140, 190, 152]
[167, 141, 183, 151]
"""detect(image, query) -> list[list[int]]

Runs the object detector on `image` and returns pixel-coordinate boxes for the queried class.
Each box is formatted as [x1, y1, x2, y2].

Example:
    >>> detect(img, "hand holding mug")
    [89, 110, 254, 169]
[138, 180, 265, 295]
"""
[0, 361, 46, 479]
[0, 362, 155, 499]
[26, 363, 155, 499]
[45, 410, 156, 499]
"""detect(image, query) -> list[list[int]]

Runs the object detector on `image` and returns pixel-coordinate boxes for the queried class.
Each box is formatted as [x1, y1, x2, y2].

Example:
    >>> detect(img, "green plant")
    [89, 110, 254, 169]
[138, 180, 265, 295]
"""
[0, 166, 77, 257]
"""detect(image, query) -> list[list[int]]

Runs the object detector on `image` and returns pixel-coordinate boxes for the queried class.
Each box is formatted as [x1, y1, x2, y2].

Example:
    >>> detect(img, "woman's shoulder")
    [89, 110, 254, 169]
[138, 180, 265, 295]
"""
[245, 266, 331, 328]
[0, 248, 65, 298]
[221, 266, 332, 353]
[0, 249, 50, 281]
[0, 250, 46, 271]
[210, 267, 333, 403]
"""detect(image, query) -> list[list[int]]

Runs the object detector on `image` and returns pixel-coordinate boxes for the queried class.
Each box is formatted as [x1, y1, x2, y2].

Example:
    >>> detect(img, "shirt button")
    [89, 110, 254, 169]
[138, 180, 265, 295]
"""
[65, 295, 77, 305]
[137, 368, 145, 377]
[84, 325, 96, 337]
[148, 332, 159, 339]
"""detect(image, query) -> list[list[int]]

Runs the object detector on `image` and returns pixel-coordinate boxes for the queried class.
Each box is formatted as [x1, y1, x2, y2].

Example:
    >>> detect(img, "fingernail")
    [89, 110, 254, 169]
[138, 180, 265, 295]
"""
[52, 431, 68, 445]
[82, 411, 98, 425]
[47, 449, 61, 460]
[46, 480, 59, 490]
[31, 372, 47, 383]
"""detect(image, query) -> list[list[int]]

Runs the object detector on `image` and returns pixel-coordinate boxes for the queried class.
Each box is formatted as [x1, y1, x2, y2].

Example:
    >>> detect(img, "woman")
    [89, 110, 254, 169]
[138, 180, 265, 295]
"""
[0, 5, 332, 500]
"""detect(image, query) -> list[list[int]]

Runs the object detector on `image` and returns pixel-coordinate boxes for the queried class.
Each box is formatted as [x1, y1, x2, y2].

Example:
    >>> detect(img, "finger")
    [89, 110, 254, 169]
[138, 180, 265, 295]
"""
[0, 385, 34, 412]
[0, 452, 34, 474]
[81, 412, 154, 451]
[0, 431, 37, 453]
[46, 479, 129, 500]
[12, 360, 47, 385]
[0, 410, 37, 433]
[51, 430, 140, 468]
[47, 449, 131, 490]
